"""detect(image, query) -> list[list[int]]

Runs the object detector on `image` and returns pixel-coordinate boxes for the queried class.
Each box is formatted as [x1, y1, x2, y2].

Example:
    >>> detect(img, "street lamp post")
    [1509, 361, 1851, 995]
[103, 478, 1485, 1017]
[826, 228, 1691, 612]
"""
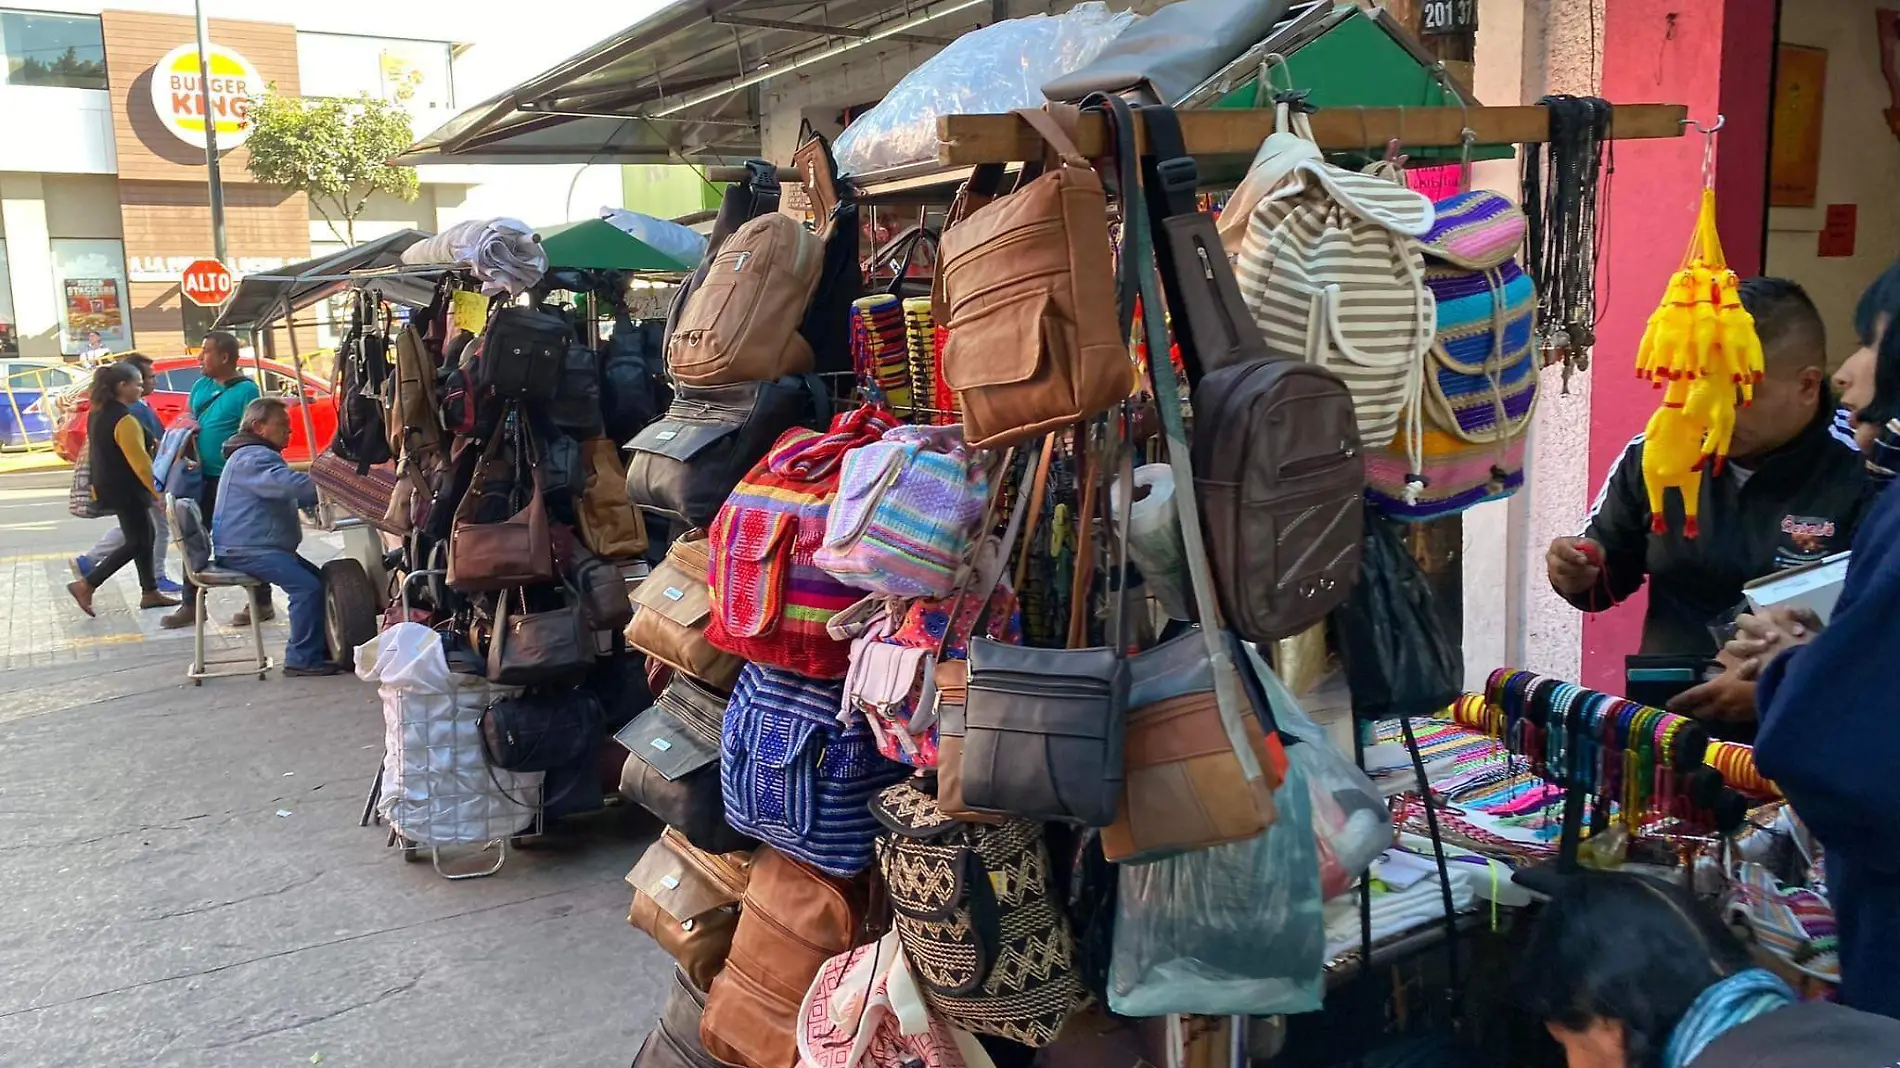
[193, 0, 228, 265]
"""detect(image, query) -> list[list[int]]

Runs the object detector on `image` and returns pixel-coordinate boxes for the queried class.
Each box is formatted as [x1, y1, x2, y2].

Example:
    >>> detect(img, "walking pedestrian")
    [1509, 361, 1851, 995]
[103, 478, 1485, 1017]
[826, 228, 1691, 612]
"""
[65, 365, 180, 616]
[70, 354, 180, 595]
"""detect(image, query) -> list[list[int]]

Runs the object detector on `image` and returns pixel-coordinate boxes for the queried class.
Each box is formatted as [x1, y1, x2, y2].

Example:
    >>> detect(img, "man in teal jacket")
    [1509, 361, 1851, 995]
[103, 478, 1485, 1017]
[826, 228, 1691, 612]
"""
[161, 332, 269, 630]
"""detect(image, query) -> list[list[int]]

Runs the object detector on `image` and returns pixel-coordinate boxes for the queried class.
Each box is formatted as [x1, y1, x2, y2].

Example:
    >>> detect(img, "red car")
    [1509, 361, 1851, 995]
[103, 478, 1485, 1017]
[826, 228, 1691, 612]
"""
[53, 356, 337, 465]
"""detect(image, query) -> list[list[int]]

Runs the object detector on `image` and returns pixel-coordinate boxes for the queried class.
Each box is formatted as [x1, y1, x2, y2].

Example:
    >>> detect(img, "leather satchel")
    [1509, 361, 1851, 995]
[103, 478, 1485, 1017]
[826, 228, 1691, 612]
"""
[572, 547, 634, 633]
[626, 829, 753, 991]
[624, 533, 743, 690]
[477, 304, 571, 403]
[936, 105, 1130, 449]
[487, 587, 594, 687]
[1100, 629, 1288, 864]
[624, 377, 823, 531]
[701, 847, 873, 1068]
[447, 413, 557, 592]
[633, 967, 725, 1068]
[616, 675, 755, 855]
[575, 436, 647, 560]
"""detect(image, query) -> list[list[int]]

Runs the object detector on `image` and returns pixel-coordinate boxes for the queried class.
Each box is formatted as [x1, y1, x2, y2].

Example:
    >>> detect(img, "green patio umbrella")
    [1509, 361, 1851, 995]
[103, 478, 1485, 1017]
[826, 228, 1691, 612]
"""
[537, 218, 696, 272]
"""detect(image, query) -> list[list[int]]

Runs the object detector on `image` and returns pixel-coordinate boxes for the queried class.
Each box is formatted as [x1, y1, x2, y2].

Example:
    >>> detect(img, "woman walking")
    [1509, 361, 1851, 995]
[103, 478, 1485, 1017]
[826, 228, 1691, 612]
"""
[68, 364, 179, 616]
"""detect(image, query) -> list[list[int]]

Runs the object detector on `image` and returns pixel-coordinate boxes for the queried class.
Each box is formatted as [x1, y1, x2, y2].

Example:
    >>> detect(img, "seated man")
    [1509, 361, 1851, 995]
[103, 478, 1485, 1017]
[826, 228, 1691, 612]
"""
[212, 398, 337, 678]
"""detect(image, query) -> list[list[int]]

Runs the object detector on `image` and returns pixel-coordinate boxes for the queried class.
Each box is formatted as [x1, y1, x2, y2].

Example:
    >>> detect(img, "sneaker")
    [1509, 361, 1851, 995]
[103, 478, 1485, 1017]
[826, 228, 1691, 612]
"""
[155, 576, 184, 596]
[283, 662, 344, 678]
[139, 590, 181, 610]
[67, 580, 95, 618]
[232, 604, 277, 626]
[159, 606, 196, 630]
[69, 556, 93, 581]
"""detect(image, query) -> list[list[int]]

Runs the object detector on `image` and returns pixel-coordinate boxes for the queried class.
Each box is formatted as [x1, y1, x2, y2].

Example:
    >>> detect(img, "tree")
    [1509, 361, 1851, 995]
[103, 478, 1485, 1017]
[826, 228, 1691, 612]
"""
[244, 90, 420, 247]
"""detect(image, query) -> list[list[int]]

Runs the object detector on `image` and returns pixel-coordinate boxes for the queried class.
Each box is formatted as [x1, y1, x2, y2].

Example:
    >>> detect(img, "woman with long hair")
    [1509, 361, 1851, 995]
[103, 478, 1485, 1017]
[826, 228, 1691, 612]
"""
[1520, 871, 1900, 1067]
[66, 363, 178, 616]
[1833, 261, 1900, 477]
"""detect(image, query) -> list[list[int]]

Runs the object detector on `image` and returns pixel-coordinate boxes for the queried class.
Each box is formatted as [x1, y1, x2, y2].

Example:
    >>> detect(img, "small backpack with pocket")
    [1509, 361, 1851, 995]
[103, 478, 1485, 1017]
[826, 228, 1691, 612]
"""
[667, 213, 826, 388]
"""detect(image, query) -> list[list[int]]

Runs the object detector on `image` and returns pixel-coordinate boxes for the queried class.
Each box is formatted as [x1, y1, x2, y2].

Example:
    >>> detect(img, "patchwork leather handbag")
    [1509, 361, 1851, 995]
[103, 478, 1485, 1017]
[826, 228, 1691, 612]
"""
[624, 532, 744, 690]
[814, 423, 989, 599]
[632, 967, 725, 1068]
[872, 779, 1087, 1048]
[701, 847, 875, 1068]
[936, 105, 1131, 448]
[616, 674, 756, 855]
[624, 376, 825, 531]
[720, 664, 909, 878]
[705, 405, 900, 680]
[626, 829, 753, 991]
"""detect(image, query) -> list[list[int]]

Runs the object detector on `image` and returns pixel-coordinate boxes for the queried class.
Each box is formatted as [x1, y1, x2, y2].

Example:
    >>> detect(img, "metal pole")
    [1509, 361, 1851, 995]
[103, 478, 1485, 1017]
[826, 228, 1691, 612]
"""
[193, 0, 228, 264]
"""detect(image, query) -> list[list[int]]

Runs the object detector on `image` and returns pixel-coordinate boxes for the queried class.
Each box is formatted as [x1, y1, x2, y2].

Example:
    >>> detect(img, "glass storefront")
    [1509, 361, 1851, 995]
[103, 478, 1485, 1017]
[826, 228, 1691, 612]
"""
[0, 10, 107, 91]
[50, 238, 131, 356]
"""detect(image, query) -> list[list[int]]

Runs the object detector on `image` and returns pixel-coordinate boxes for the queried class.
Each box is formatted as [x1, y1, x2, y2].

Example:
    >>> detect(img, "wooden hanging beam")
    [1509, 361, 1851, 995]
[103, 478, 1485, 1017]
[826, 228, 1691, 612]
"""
[936, 103, 1689, 165]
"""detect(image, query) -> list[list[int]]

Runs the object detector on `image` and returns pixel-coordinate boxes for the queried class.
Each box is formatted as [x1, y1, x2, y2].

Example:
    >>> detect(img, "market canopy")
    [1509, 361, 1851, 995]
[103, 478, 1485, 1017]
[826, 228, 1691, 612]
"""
[213, 230, 435, 331]
[394, 0, 994, 167]
[538, 218, 696, 273]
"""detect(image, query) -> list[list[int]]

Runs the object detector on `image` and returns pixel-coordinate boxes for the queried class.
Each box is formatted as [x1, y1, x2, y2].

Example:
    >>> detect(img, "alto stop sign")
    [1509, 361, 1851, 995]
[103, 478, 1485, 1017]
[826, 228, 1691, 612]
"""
[180, 259, 234, 307]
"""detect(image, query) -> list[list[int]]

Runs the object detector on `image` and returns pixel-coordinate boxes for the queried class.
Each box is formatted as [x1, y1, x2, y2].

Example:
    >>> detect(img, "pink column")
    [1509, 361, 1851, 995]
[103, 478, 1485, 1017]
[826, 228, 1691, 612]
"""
[1581, 0, 1776, 691]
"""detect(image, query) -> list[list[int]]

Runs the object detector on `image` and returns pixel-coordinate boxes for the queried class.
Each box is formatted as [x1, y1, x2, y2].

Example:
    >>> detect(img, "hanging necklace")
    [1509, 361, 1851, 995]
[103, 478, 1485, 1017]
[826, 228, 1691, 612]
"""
[1522, 95, 1613, 393]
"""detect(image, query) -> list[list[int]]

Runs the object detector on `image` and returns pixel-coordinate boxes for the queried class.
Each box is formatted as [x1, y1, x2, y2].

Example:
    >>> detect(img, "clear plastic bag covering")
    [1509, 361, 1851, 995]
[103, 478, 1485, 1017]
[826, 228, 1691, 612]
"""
[1255, 647, 1396, 900]
[831, 3, 1140, 177]
[1108, 662, 1326, 1016]
[599, 208, 707, 268]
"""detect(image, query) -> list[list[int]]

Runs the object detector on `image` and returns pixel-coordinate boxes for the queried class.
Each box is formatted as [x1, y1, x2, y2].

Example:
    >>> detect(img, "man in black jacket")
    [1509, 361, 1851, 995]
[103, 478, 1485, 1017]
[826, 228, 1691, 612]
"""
[1547, 278, 1872, 724]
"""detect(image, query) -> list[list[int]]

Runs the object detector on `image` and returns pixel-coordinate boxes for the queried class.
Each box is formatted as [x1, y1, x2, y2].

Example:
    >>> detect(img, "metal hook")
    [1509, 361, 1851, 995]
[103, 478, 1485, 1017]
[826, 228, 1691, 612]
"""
[1682, 113, 1724, 189]
[1679, 114, 1727, 135]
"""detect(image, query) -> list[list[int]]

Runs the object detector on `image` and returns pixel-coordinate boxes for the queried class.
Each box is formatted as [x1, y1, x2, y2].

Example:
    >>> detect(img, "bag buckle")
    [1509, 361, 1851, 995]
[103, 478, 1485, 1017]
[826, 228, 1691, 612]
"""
[1156, 156, 1199, 195]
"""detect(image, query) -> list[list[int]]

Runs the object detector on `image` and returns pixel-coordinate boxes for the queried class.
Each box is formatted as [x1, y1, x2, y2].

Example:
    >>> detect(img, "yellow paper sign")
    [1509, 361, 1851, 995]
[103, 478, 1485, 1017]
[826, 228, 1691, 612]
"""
[451, 290, 489, 335]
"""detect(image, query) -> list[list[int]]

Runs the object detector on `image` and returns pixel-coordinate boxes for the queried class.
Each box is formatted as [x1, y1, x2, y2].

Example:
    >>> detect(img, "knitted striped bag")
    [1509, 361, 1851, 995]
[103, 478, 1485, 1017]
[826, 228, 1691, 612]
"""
[815, 423, 989, 599]
[721, 664, 909, 877]
[1368, 191, 1538, 521]
[1233, 101, 1436, 451]
[707, 404, 900, 679]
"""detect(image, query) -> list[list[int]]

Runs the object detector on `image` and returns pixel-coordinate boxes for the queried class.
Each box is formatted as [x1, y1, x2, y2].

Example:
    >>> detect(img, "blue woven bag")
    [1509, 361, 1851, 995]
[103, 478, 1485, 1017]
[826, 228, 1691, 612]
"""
[720, 663, 908, 876]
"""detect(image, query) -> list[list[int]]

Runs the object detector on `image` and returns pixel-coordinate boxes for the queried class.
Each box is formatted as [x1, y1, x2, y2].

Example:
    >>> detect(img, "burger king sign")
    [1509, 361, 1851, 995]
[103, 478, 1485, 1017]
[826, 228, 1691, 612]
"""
[149, 43, 262, 149]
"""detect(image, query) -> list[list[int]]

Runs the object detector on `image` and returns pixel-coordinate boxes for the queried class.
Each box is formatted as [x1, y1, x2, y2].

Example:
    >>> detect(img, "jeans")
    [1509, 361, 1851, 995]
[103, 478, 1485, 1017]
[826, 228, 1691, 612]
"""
[218, 547, 325, 669]
[88, 499, 168, 578]
[190, 476, 266, 611]
[87, 501, 158, 593]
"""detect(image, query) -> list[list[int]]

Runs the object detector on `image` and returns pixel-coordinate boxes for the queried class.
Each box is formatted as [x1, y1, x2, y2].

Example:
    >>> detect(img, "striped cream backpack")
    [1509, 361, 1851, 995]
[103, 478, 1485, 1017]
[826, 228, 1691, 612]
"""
[1230, 103, 1437, 452]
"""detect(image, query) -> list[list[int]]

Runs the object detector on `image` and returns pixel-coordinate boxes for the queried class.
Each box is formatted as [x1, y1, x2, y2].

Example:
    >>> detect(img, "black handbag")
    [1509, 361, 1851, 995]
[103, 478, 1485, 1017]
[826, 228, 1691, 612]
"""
[616, 676, 755, 855]
[548, 339, 605, 438]
[487, 586, 594, 686]
[480, 687, 605, 773]
[1330, 505, 1463, 720]
[622, 376, 825, 530]
[477, 304, 571, 403]
[571, 547, 634, 632]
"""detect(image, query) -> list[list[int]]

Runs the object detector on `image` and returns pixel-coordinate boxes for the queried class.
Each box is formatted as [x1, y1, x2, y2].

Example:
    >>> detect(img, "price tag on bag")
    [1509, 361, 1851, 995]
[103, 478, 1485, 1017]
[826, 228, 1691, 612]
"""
[451, 290, 489, 335]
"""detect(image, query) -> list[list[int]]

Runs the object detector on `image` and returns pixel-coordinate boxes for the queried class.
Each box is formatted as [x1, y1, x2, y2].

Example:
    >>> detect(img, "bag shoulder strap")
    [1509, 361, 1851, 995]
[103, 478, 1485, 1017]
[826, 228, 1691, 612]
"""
[1011, 105, 1089, 169]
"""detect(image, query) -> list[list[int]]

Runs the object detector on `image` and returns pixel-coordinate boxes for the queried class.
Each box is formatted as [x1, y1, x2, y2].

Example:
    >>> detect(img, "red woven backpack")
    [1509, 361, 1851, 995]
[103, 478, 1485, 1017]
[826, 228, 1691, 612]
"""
[705, 405, 899, 678]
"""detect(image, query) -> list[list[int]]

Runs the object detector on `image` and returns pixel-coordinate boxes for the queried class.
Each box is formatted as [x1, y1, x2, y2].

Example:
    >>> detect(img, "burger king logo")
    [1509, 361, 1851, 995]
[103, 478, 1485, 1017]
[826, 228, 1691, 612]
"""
[149, 43, 262, 149]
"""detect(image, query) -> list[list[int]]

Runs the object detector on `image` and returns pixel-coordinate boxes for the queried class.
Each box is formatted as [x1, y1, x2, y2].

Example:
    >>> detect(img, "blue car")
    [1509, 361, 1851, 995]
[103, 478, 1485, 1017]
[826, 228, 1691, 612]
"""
[0, 360, 82, 449]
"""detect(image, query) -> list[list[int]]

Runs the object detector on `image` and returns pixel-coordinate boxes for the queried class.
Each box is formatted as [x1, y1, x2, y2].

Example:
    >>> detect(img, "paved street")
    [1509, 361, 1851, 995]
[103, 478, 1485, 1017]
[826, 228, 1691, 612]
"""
[0, 469, 669, 1067]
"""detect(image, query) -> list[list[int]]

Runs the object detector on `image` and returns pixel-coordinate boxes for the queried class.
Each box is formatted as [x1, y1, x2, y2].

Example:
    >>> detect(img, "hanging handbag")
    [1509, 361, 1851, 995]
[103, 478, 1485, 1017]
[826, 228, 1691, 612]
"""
[1101, 628, 1289, 864]
[667, 212, 825, 388]
[624, 376, 825, 531]
[634, 967, 726, 1068]
[791, 125, 864, 378]
[700, 847, 874, 1068]
[447, 410, 556, 592]
[1330, 504, 1463, 720]
[624, 532, 744, 690]
[626, 829, 753, 991]
[476, 304, 571, 403]
[479, 686, 604, 773]
[720, 664, 908, 878]
[797, 930, 994, 1068]
[575, 436, 647, 560]
[705, 405, 900, 680]
[814, 423, 989, 599]
[571, 547, 634, 632]
[936, 106, 1131, 449]
[616, 674, 756, 855]
[68, 449, 104, 519]
[486, 586, 594, 686]
[872, 779, 1087, 1048]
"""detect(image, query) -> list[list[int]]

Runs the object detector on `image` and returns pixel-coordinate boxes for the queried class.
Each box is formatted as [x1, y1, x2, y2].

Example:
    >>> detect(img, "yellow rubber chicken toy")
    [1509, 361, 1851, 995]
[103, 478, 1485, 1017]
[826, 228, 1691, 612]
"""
[1633, 188, 1765, 537]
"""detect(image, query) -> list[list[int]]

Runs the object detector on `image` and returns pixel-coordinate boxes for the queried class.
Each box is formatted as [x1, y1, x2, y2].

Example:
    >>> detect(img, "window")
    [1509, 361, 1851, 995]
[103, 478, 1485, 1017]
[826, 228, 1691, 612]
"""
[0, 240, 15, 357]
[0, 11, 106, 90]
[49, 238, 130, 355]
[155, 367, 201, 393]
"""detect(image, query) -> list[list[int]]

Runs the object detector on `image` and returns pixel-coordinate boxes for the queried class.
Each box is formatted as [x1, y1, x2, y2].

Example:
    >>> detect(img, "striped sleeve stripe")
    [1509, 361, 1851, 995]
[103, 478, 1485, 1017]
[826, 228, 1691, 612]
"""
[1581, 433, 1646, 536]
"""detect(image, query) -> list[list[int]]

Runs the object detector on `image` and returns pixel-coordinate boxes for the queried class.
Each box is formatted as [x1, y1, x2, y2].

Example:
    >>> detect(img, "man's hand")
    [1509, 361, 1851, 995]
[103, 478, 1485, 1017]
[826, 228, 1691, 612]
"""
[1721, 607, 1823, 678]
[1547, 537, 1604, 597]
[1667, 672, 1758, 724]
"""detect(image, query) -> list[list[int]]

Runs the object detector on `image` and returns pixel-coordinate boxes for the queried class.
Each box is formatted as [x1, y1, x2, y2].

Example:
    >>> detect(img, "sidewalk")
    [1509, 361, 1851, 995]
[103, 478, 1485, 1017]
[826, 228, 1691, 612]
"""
[0, 449, 67, 476]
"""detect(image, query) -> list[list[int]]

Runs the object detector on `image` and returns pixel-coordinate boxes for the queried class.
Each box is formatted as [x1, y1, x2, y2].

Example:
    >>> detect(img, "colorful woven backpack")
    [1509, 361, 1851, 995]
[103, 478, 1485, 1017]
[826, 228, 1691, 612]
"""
[721, 664, 909, 877]
[706, 404, 900, 679]
[1368, 190, 1538, 521]
[814, 423, 989, 600]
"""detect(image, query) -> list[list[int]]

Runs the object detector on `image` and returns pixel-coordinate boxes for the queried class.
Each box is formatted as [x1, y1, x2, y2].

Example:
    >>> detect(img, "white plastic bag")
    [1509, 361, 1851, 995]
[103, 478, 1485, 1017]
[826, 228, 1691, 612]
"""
[831, 3, 1139, 177]
[358, 624, 541, 847]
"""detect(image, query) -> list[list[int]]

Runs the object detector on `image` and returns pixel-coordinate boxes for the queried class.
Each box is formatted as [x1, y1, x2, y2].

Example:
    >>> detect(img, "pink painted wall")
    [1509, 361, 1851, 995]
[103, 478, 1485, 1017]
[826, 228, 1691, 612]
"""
[1581, 0, 1776, 691]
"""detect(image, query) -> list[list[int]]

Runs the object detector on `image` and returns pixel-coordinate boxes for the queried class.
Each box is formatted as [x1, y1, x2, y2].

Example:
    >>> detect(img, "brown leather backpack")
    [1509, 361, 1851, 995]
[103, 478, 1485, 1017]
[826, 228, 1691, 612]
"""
[668, 213, 825, 388]
[700, 847, 873, 1068]
[936, 105, 1130, 449]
